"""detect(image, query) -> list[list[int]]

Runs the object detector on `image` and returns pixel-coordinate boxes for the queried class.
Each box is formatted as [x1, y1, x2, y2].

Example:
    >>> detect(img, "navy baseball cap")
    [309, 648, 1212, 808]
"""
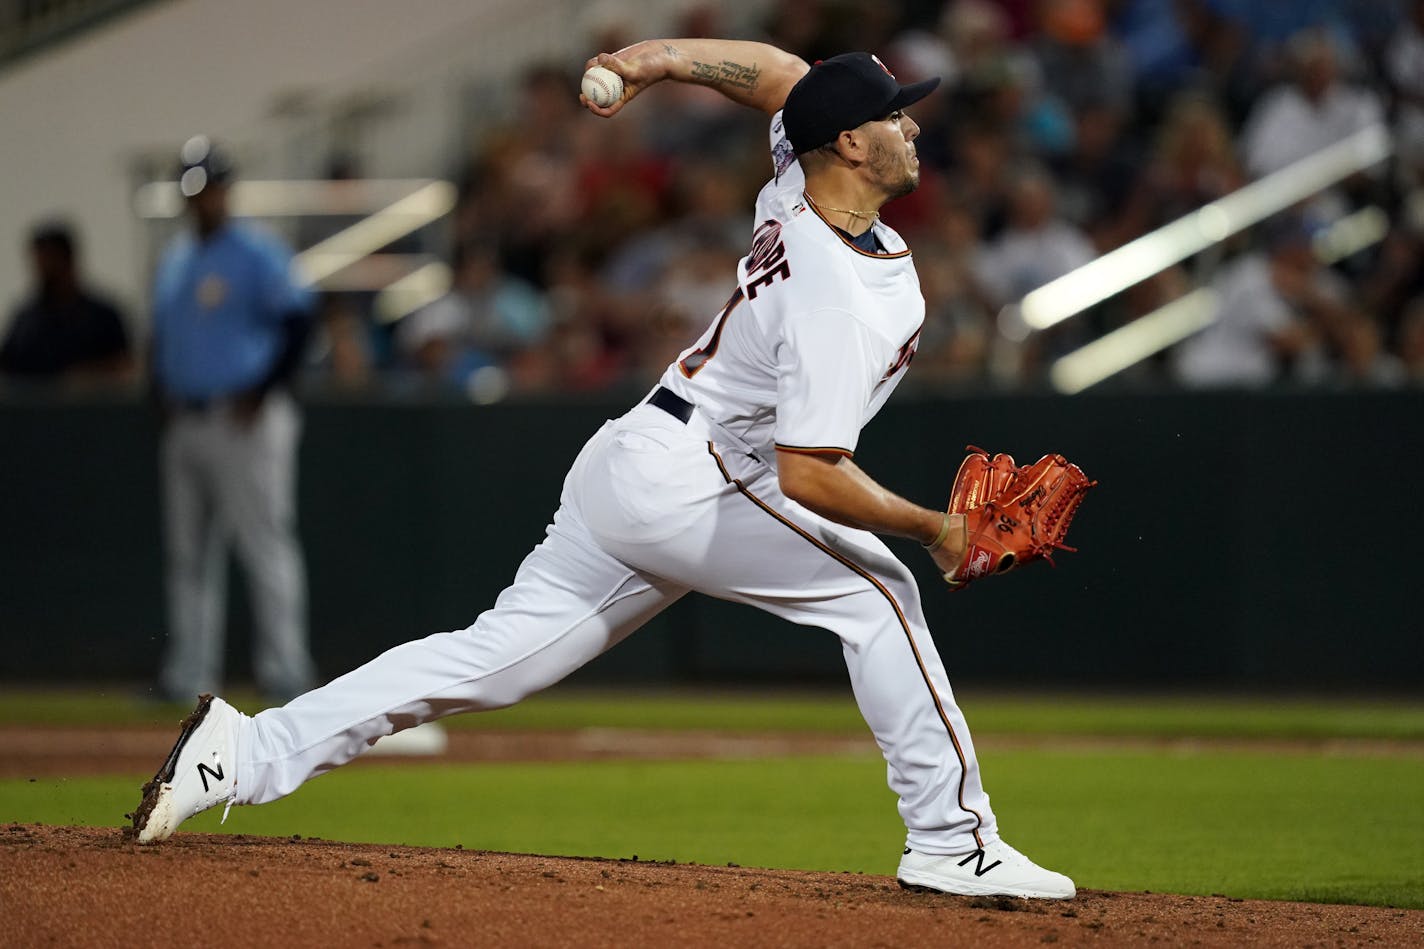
[783, 53, 941, 155]
[177, 135, 235, 197]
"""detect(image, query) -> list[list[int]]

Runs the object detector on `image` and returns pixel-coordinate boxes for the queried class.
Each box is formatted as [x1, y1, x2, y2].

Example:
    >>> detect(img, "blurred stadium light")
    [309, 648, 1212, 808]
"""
[372, 261, 454, 326]
[290, 180, 456, 284]
[1312, 205, 1390, 265]
[1006, 123, 1392, 343]
[134, 177, 457, 323]
[1047, 206, 1396, 395]
[1049, 289, 1219, 395]
[1030, 125, 1395, 393]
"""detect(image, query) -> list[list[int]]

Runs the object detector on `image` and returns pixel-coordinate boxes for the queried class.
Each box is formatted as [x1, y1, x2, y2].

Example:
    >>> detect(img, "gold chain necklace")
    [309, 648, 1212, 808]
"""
[805, 193, 879, 223]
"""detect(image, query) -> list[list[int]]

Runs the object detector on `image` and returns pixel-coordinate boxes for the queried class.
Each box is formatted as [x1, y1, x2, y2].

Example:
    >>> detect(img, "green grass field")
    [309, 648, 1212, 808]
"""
[4, 687, 1424, 738]
[2, 689, 1421, 909]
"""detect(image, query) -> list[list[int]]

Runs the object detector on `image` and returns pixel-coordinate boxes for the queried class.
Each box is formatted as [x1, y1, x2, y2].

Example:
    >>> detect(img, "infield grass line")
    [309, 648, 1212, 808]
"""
[2, 686, 1423, 740]
[3, 747, 1420, 910]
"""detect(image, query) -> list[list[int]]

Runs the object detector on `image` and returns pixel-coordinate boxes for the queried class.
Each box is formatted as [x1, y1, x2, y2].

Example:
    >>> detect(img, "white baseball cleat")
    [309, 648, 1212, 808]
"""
[130, 694, 241, 843]
[897, 839, 1076, 899]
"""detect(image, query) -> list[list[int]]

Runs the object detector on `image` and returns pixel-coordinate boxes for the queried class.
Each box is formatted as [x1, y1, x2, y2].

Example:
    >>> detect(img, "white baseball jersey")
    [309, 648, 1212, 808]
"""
[656, 110, 925, 463]
[228, 107, 1000, 862]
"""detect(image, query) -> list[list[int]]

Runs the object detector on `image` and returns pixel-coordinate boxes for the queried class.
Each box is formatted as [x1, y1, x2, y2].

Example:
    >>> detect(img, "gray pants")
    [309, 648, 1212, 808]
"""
[159, 391, 315, 700]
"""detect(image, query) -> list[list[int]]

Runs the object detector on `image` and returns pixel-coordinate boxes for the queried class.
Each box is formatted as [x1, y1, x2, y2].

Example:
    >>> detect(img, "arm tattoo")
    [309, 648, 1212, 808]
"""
[690, 59, 761, 93]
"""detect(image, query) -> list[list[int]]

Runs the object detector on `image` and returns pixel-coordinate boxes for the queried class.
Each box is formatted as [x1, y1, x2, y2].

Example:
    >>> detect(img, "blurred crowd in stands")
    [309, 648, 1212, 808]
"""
[9, 0, 1424, 396]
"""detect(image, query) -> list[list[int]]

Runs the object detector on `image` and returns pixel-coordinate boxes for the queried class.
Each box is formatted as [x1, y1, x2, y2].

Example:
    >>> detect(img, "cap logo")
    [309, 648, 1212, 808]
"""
[870, 54, 895, 79]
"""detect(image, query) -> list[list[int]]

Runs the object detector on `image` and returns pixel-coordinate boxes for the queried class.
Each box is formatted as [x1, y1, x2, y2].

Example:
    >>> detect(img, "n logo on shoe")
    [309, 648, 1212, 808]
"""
[957, 849, 1002, 877]
[197, 761, 224, 793]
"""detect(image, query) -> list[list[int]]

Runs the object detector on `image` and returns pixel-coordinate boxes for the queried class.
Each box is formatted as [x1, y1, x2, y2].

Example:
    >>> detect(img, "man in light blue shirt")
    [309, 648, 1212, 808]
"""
[151, 136, 317, 703]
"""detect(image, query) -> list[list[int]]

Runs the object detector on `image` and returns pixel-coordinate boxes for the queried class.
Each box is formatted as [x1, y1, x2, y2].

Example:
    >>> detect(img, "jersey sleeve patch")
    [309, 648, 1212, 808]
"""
[773, 137, 796, 181]
[770, 109, 796, 181]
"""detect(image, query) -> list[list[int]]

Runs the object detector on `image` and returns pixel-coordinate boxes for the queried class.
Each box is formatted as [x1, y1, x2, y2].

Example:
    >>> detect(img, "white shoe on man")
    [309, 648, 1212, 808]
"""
[131, 694, 241, 843]
[897, 839, 1076, 899]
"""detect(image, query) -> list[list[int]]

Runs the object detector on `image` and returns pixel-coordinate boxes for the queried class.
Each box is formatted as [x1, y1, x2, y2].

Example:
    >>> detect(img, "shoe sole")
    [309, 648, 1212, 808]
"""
[897, 872, 1074, 900]
[128, 693, 214, 843]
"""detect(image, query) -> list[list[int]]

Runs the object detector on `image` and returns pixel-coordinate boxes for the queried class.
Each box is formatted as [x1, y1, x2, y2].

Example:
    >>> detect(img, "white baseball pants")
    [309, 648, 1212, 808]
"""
[235, 402, 999, 854]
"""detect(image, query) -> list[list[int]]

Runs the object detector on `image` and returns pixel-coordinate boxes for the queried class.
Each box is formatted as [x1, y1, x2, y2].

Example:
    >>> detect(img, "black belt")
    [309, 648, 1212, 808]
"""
[648, 385, 694, 423]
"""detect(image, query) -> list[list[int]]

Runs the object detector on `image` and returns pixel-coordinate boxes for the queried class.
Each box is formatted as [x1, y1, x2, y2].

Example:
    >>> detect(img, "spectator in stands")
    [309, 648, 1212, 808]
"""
[972, 167, 1098, 381]
[1171, 217, 1339, 388]
[308, 293, 372, 389]
[1238, 29, 1385, 186]
[512, 239, 626, 393]
[758, 0, 843, 63]
[890, 0, 1018, 146]
[1319, 310, 1406, 388]
[456, 63, 585, 291]
[1030, 0, 1135, 116]
[532, 313, 627, 394]
[420, 3, 1419, 392]
[638, 67, 767, 163]
[1397, 297, 1424, 383]
[571, 107, 673, 253]
[1108, 0, 1230, 116]
[938, 124, 1013, 239]
[149, 136, 318, 704]
[911, 196, 997, 382]
[955, 41, 1071, 160]
[0, 221, 132, 381]
[1050, 93, 1141, 243]
[911, 2, 1049, 170]
[926, 0, 1014, 85]
[1357, 221, 1424, 340]
[1385, 0, 1424, 188]
[1110, 92, 1243, 246]
[1211, 0, 1368, 84]
[396, 241, 550, 389]
[974, 167, 1096, 307]
[599, 159, 751, 299]
[632, 228, 741, 384]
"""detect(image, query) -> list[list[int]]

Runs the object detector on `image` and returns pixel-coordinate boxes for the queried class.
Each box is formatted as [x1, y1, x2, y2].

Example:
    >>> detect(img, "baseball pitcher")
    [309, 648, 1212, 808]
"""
[131, 39, 1091, 899]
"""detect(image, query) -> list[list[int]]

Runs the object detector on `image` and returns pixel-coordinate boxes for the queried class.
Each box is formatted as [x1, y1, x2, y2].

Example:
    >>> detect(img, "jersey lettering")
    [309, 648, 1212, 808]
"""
[746, 261, 791, 300]
[747, 221, 783, 272]
[745, 220, 792, 301]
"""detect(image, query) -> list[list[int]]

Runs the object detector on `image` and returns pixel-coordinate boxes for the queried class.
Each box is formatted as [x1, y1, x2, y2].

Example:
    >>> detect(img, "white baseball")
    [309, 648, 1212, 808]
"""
[581, 66, 624, 108]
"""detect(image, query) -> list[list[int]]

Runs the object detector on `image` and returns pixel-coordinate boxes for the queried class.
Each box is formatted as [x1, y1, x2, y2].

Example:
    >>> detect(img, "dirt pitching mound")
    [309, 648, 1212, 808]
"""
[4, 825, 1420, 948]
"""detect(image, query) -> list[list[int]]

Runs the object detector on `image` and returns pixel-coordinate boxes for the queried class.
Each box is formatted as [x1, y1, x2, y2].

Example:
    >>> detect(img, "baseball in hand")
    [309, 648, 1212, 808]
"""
[581, 65, 624, 108]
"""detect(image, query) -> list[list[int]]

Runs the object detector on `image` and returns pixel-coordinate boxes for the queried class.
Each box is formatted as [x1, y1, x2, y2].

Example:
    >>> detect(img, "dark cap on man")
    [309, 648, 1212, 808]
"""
[178, 135, 235, 197]
[29, 219, 76, 258]
[782, 53, 941, 155]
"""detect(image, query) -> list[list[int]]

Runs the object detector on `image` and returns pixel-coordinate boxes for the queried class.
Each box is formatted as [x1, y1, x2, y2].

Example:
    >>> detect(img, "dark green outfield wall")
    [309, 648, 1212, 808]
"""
[2, 387, 1420, 691]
